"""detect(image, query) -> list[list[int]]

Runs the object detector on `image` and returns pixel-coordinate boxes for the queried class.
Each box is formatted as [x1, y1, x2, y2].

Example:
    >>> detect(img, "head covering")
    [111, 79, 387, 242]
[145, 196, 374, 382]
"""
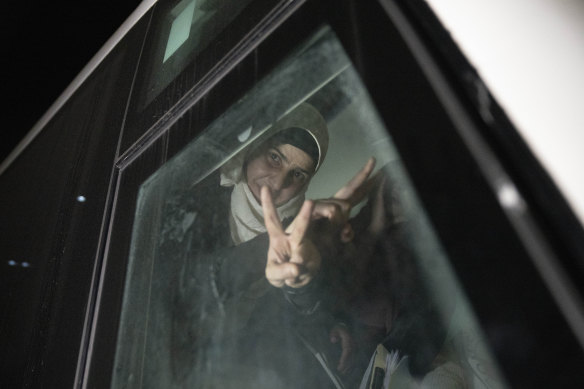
[220, 103, 329, 245]
[266, 127, 320, 167]
[261, 104, 329, 171]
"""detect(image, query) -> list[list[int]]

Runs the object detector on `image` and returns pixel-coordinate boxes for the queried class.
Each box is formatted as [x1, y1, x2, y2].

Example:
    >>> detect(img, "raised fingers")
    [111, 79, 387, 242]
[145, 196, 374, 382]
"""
[290, 199, 314, 244]
[334, 157, 376, 201]
[345, 166, 384, 206]
[261, 186, 284, 237]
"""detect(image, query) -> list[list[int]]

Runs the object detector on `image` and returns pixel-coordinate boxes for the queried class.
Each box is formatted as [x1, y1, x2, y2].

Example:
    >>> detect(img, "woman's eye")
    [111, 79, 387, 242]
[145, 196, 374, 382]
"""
[269, 152, 280, 165]
[294, 170, 306, 181]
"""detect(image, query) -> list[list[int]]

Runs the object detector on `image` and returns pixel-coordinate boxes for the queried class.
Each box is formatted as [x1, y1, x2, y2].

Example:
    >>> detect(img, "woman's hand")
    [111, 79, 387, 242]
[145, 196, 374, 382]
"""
[262, 186, 321, 288]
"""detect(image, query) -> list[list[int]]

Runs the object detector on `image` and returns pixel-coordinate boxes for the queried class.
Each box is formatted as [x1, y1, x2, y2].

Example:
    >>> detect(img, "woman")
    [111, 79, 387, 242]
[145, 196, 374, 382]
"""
[163, 103, 356, 388]
[219, 102, 329, 246]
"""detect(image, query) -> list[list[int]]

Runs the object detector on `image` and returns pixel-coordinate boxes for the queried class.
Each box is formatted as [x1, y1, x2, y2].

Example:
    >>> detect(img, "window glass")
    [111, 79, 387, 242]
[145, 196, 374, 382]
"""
[120, 0, 282, 155]
[113, 27, 507, 388]
[142, 0, 255, 109]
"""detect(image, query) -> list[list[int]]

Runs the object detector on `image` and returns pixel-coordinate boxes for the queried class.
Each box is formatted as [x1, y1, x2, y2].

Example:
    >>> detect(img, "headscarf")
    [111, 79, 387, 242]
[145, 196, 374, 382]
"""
[220, 103, 329, 245]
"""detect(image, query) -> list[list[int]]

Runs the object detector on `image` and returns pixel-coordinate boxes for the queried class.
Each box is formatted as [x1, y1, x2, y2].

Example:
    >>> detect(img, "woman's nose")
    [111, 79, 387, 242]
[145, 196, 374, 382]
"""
[268, 171, 288, 192]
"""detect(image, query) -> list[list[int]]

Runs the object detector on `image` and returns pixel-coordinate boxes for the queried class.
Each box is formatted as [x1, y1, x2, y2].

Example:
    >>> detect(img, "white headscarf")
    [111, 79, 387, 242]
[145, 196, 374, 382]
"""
[220, 103, 329, 245]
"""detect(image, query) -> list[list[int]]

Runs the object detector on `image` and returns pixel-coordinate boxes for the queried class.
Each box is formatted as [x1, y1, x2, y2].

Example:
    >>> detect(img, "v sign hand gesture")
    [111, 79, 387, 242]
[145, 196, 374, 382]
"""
[261, 186, 322, 289]
[284, 157, 380, 261]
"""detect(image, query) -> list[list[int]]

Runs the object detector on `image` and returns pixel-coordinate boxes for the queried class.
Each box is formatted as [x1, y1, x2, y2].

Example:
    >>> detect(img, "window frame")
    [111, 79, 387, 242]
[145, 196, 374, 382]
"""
[118, 0, 298, 155]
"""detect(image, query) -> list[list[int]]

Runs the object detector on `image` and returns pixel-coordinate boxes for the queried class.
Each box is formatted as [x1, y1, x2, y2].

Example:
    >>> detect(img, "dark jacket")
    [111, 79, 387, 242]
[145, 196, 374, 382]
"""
[160, 173, 340, 388]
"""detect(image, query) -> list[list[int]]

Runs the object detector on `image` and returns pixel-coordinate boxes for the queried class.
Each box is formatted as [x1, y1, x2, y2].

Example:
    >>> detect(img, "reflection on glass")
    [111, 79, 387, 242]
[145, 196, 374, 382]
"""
[163, 0, 196, 62]
[113, 27, 506, 388]
[143, 0, 255, 107]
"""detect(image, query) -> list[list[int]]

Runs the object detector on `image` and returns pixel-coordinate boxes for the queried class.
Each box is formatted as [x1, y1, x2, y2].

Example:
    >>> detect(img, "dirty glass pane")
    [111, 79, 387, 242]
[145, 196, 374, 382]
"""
[113, 26, 507, 388]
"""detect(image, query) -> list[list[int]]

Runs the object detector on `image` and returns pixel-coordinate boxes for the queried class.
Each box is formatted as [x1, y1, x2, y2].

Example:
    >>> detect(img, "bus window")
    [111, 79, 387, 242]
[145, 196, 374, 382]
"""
[143, 0, 255, 107]
[121, 0, 281, 152]
[111, 26, 506, 388]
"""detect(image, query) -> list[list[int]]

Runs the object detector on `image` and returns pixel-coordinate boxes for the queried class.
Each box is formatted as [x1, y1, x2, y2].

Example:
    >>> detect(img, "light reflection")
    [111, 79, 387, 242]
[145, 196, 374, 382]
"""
[77, 195, 87, 202]
[7, 260, 32, 268]
[497, 182, 525, 212]
[237, 126, 252, 142]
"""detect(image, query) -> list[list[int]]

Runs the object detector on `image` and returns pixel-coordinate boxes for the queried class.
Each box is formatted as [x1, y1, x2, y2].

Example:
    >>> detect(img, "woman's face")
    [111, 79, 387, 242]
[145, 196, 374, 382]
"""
[245, 143, 316, 206]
